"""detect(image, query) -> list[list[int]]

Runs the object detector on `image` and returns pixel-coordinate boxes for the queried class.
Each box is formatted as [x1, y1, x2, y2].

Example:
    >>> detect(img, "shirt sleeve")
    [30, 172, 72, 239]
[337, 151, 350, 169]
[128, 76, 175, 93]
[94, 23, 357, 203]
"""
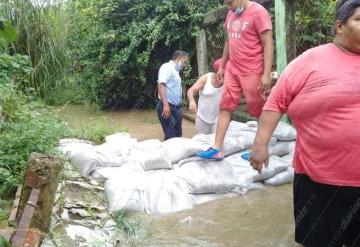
[264, 52, 312, 113]
[254, 6, 272, 34]
[158, 64, 169, 84]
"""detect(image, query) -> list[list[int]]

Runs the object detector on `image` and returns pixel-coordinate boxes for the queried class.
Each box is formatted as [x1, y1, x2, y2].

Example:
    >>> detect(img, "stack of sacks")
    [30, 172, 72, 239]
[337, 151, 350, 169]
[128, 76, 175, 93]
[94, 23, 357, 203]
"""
[59, 120, 298, 215]
[58, 133, 137, 176]
[226, 120, 297, 186]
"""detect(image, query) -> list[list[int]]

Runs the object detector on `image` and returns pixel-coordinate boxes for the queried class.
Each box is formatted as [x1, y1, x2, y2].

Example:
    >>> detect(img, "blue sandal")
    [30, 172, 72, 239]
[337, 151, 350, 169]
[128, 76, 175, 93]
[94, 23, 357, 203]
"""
[197, 147, 224, 161]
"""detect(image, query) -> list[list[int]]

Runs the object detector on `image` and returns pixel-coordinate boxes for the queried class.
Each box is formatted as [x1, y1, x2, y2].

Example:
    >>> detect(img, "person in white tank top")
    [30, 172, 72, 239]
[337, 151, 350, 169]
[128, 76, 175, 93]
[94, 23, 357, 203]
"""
[187, 59, 224, 134]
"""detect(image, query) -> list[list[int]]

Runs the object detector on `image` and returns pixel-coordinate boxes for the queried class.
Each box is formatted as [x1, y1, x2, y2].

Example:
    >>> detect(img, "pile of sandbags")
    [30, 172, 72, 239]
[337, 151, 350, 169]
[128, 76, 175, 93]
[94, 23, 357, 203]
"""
[58, 120, 297, 214]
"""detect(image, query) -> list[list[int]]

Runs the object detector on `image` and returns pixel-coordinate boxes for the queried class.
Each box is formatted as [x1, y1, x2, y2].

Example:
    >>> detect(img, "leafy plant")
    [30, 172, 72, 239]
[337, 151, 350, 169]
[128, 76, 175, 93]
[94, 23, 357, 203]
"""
[295, 0, 336, 54]
[0, 78, 72, 197]
[0, 0, 71, 102]
[0, 18, 19, 52]
[113, 210, 138, 236]
[65, 0, 221, 109]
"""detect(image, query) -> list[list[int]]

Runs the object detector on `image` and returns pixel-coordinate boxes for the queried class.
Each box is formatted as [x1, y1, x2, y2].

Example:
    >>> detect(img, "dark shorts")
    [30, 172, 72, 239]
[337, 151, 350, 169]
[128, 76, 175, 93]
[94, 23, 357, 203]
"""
[294, 174, 360, 247]
[156, 101, 182, 140]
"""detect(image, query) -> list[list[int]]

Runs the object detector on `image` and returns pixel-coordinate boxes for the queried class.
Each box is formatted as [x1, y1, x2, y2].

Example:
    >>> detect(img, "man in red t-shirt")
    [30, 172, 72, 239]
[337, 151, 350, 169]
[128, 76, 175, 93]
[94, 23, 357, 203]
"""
[198, 0, 273, 160]
[251, 0, 360, 246]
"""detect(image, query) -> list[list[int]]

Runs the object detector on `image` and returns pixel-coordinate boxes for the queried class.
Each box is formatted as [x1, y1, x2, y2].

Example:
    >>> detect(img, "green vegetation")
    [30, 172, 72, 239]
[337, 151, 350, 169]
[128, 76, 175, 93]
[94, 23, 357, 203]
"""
[1, 0, 71, 103]
[295, 0, 337, 54]
[113, 210, 139, 236]
[65, 0, 221, 108]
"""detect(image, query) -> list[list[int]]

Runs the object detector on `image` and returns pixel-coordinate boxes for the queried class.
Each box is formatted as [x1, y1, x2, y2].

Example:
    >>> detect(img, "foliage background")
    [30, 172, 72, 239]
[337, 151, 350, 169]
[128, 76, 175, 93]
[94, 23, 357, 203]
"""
[66, 0, 222, 109]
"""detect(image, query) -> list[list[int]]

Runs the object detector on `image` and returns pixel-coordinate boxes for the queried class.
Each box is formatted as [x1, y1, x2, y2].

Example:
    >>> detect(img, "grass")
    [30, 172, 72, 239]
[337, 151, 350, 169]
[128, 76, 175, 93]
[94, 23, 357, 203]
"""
[113, 210, 139, 236]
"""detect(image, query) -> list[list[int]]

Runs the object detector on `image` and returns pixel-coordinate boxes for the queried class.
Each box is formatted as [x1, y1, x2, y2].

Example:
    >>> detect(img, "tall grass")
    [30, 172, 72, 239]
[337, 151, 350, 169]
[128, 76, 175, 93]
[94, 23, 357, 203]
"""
[0, 0, 71, 102]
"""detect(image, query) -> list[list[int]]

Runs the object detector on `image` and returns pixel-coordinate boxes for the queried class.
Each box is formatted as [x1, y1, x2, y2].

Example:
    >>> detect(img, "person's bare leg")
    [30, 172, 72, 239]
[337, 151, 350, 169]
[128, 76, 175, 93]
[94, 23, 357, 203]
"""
[214, 110, 232, 150]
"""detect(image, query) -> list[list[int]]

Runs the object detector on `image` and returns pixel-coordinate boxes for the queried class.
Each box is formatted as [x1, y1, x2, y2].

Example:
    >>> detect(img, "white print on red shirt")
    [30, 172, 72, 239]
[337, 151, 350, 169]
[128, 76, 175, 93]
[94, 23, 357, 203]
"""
[227, 20, 249, 39]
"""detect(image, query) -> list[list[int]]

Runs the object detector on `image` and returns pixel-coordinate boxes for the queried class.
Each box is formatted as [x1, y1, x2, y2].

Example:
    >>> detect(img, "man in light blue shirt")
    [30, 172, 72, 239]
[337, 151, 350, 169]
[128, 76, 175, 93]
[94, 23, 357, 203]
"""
[157, 50, 189, 140]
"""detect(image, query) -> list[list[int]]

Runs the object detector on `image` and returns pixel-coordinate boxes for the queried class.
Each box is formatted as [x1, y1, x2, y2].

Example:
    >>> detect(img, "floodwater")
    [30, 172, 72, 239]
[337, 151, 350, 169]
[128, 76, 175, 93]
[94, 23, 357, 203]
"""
[56, 104, 297, 247]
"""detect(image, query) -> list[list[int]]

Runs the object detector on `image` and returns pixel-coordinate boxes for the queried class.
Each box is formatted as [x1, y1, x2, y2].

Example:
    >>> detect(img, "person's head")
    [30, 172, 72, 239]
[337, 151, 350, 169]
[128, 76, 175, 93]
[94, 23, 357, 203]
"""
[172, 50, 189, 71]
[334, 0, 360, 53]
[224, 0, 249, 15]
[213, 58, 224, 72]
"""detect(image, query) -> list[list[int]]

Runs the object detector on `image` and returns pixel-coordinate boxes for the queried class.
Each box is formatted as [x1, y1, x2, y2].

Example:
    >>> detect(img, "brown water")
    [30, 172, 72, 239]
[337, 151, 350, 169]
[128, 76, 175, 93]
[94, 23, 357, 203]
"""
[56, 104, 297, 247]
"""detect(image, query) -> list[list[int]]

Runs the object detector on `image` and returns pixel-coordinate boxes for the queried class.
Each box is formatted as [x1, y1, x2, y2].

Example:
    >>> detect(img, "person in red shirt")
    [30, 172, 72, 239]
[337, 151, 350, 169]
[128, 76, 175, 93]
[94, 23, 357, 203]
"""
[251, 0, 360, 246]
[198, 0, 273, 160]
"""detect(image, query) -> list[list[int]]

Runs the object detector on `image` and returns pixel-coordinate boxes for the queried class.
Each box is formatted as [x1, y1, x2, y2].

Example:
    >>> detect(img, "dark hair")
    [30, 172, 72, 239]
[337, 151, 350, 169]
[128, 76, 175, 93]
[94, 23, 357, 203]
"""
[172, 50, 188, 60]
[336, 0, 360, 23]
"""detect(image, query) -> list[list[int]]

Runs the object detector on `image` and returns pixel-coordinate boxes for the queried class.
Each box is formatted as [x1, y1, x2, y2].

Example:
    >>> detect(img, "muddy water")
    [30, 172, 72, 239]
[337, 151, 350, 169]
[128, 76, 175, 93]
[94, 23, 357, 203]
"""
[56, 104, 297, 247]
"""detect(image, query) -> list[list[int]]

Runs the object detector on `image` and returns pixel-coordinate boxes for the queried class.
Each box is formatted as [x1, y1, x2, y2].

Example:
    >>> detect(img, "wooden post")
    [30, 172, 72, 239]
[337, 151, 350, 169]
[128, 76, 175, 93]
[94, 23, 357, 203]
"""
[16, 153, 62, 233]
[196, 29, 209, 76]
[275, 0, 296, 75]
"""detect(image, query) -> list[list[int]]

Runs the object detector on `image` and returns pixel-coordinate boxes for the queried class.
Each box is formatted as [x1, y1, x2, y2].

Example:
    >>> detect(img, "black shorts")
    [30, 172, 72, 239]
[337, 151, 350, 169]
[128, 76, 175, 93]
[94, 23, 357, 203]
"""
[294, 174, 360, 247]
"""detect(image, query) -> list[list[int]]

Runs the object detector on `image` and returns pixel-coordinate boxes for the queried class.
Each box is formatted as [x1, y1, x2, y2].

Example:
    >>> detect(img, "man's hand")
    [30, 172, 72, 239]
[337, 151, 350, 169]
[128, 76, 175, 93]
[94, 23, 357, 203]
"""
[250, 143, 269, 173]
[189, 101, 197, 113]
[162, 103, 170, 119]
[259, 73, 272, 92]
[216, 66, 225, 85]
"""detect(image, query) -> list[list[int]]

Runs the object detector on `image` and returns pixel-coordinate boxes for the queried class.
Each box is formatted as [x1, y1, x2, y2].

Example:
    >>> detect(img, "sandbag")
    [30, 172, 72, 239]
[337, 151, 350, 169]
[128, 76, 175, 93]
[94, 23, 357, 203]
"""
[273, 121, 297, 141]
[192, 131, 267, 156]
[105, 170, 193, 214]
[253, 155, 290, 182]
[70, 148, 127, 176]
[281, 152, 295, 163]
[162, 137, 208, 163]
[91, 162, 143, 181]
[225, 151, 258, 186]
[268, 141, 295, 157]
[129, 140, 172, 170]
[225, 121, 252, 137]
[103, 132, 137, 156]
[58, 138, 94, 157]
[176, 160, 239, 194]
[245, 120, 297, 141]
[264, 167, 294, 186]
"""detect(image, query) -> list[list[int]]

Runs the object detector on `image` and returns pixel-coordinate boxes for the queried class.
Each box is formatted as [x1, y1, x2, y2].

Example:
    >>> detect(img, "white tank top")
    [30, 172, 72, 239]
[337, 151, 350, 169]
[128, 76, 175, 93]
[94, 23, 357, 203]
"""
[197, 73, 223, 123]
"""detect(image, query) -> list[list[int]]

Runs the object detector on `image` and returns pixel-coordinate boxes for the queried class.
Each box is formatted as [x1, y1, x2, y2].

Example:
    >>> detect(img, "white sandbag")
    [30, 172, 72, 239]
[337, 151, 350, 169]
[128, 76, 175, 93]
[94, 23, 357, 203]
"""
[253, 155, 290, 182]
[69, 148, 127, 176]
[134, 139, 162, 149]
[273, 121, 297, 141]
[103, 132, 137, 156]
[162, 137, 208, 163]
[176, 160, 239, 194]
[129, 140, 172, 170]
[225, 121, 252, 137]
[245, 120, 296, 141]
[58, 138, 94, 157]
[225, 151, 258, 186]
[91, 162, 143, 181]
[281, 152, 295, 163]
[268, 141, 295, 157]
[105, 166, 146, 213]
[105, 170, 193, 214]
[191, 131, 262, 156]
[264, 167, 294, 186]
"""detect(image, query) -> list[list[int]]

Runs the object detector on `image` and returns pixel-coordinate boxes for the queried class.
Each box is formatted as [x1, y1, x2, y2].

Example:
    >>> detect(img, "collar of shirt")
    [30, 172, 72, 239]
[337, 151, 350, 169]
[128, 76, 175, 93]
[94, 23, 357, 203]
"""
[170, 60, 180, 72]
